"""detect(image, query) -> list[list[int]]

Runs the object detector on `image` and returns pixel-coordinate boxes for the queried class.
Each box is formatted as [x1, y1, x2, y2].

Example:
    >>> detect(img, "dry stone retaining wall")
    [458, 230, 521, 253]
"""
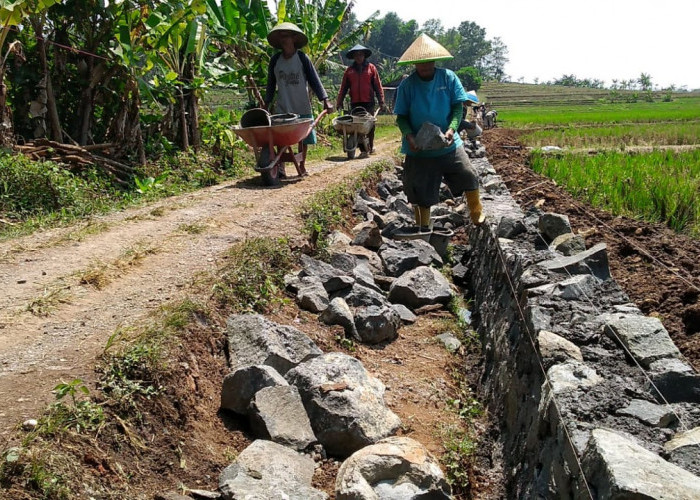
[463, 157, 700, 498]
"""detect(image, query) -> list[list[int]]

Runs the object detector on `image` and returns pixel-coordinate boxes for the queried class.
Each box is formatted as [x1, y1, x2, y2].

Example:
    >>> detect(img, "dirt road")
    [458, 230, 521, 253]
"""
[0, 139, 400, 434]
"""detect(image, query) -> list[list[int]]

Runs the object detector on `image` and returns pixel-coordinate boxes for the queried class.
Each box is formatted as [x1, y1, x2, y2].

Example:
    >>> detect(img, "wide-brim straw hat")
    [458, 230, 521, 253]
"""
[346, 44, 372, 59]
[397, 34, 453, 66]
[267, 22, 309, 49]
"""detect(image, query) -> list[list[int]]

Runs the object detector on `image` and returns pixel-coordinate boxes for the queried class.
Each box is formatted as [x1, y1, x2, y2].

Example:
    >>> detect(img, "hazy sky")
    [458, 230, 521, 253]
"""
[350, 0, 700, 90]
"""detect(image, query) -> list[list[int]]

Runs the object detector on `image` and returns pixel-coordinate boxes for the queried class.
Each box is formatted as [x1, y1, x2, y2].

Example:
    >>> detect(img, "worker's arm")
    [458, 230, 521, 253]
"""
[446, 102, 463, 143]
[371, 64, 385, 108]
[396, 114, 419, 152]
[336, 69, 350, 110]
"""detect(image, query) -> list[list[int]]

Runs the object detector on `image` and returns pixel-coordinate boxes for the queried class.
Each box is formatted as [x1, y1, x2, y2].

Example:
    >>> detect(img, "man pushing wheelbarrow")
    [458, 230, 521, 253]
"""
[259, 22, 332, 181]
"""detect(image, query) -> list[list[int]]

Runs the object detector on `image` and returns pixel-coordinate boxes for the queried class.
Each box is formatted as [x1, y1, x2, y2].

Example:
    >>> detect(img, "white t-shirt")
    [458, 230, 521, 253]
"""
[272, 53, 312, 115]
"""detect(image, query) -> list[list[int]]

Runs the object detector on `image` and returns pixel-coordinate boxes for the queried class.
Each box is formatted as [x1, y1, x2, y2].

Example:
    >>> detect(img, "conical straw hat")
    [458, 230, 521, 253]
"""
[397, 34, 453, 66]
[267, 22, 309, 50]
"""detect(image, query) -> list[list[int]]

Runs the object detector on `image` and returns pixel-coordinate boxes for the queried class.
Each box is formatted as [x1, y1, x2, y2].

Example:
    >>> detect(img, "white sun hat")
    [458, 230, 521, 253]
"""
[397, 34, 453, 66]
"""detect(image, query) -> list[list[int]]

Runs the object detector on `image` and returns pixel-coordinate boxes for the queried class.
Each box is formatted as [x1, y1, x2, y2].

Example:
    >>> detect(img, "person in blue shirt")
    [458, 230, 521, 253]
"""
[393, 34, 484, 228]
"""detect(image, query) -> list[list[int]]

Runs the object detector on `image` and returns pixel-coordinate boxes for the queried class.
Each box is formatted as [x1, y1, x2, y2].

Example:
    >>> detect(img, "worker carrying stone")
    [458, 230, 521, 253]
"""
[393, 34, 485, 227]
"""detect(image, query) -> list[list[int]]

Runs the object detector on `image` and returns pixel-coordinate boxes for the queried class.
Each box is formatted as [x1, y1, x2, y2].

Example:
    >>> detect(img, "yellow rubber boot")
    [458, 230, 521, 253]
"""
[413, 205, 432, 230]
[465, 190, 485, 225]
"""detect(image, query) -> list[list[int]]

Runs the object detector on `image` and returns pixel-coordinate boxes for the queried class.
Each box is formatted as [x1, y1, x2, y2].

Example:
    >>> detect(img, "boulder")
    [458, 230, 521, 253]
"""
[285, 352, 401, 457]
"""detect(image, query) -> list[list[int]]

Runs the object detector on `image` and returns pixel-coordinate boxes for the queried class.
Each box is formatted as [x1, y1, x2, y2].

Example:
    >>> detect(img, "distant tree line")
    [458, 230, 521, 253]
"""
[537, 73, 688, 93]
[340, 10, 510, 91]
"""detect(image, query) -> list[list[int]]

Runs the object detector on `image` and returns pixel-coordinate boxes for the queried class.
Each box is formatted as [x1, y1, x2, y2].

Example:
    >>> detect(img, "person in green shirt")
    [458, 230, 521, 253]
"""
[393, 34, 484, 228]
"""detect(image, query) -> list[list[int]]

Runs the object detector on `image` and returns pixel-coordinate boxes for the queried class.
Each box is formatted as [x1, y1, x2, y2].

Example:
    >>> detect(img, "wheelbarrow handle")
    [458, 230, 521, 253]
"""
[310, 109, 328, 130]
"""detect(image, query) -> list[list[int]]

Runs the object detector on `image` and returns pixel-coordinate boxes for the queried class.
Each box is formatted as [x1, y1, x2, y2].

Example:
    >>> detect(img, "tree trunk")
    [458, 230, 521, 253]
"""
[32, 19, 62, 142]
[184, 57, 199, 152]
[178, 85, 189, 150]
[0, 77, 13, 147]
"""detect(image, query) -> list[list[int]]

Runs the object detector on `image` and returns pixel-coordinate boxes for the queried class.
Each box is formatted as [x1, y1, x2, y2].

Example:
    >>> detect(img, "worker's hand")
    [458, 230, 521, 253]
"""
[378, 102, 387, 113]
[445, 128, 455, 146]
[323, 99, 333, 112]
[406, 133, 420, 152]
[335, 102, 342, 112]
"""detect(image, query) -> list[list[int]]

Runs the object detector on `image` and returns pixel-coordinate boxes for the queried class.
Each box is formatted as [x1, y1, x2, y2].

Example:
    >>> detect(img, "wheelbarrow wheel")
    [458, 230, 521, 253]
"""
[257, 148, 280, 187]
[261, 167, 281, 187]
[345, 135, 357, 159]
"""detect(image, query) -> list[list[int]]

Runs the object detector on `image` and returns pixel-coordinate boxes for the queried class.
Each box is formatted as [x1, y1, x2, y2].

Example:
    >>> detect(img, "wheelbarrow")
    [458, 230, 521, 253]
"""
[332, 107, 378, 159]
[233, 108, 327, 186]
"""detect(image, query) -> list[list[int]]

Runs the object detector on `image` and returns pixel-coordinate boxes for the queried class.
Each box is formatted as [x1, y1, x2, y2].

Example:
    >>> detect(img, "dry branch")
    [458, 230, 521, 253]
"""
[14, 139, 134, 184]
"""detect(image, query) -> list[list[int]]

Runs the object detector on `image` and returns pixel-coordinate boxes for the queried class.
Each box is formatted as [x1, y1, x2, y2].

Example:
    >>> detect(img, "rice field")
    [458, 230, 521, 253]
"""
[531, 150, 700, 235]
[481, 83, 700, 236]
[521, 121, 700, 149]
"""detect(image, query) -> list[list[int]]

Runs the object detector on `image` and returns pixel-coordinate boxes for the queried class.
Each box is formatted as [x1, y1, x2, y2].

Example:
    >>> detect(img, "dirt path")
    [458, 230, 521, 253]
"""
[0, 139, 401, 434]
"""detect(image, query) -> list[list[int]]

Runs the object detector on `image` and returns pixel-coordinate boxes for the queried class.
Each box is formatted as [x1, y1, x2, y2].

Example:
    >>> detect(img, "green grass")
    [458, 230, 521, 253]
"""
[498, 99, 700, 128]
[477, 82, 700, 238]
[212, 238, 295, 313]
[299, 159, 393, 248]
[522, 121, 700, 148]
[531, 149, 700, 235]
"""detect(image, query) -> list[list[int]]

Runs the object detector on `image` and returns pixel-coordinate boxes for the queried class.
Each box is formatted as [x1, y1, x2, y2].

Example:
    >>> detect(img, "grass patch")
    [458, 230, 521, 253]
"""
[522, 121, 700, 149]
[178, 222, 207, 234]
[300, 159, 394, 248]
[0, 145, 256, 241]
[0, 445, 72, 500]
[531, 149, 700, 235]
[211, 237, 295, 313]
[26, 286, 72, 316]
[78, 241, 159, 290]
[98, 299, 208, 419]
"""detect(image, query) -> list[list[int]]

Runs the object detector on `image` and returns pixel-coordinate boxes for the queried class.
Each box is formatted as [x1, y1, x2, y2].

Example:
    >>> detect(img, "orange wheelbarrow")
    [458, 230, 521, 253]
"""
[233, 108, 327, 186]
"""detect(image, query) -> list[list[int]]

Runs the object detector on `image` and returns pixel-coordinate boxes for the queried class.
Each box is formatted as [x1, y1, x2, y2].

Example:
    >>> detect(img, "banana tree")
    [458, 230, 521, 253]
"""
[140, 0, 211, 150]
[273, 0, 373, 69]
[0, 0, 61, 145]
[205, 0, 272, 107]
[111, 0, 209, 154]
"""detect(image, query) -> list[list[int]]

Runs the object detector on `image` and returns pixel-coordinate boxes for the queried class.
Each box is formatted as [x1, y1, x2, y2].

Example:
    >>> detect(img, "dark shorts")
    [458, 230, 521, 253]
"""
[402, 146, 479, 206]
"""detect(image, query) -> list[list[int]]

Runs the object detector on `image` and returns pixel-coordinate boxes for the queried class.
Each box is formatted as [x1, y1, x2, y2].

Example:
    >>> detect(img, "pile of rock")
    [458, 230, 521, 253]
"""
[157, 167, 467, 499]
[286, 168, 474, 345]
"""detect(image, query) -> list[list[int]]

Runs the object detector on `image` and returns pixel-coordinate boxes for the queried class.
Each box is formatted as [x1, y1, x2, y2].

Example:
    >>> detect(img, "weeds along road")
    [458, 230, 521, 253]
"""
[0, 139, 399, 435]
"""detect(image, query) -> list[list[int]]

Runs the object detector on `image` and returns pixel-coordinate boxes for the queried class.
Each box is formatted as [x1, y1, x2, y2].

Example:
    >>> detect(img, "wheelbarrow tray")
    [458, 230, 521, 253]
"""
[332, 115, 375, 135]
[233, 118, 314, 149]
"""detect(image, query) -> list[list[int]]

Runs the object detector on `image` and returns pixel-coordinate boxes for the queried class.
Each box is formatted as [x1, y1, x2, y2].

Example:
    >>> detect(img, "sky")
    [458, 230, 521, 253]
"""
[349, 0, 700, 90]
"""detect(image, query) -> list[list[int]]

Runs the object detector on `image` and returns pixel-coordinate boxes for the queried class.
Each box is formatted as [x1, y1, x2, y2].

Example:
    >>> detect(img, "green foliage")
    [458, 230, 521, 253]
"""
[212, 237, 295, 313]
[98, 299, 208, 419]
[135, 171, 169, 194]
[37, 379, 105, 436]
[531, 150, 700, 235]
[440, 422, 475, 491]
[0, 154, 125, 239]
[455, 66, 481, 91]
[335, 334, 355, 351]
[100, 339, 164, 416]
[0, 445, 70, 500]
